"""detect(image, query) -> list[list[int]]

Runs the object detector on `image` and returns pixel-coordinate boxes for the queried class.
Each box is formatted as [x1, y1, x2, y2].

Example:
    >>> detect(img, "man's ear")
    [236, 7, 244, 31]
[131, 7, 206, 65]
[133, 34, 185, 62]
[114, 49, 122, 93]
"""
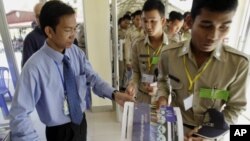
[44, 26, 53, 38]
[161, 17, 167, 26]
[186, 15, 193, 28]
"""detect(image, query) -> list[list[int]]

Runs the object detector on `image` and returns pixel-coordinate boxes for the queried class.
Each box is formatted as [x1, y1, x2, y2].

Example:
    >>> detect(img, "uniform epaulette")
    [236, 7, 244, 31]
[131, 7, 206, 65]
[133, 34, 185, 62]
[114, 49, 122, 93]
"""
[132, 36, 145, 47]
[137, 36, 145, 42]
[162, 42, 184, 52]
[224, 45, 249, 61]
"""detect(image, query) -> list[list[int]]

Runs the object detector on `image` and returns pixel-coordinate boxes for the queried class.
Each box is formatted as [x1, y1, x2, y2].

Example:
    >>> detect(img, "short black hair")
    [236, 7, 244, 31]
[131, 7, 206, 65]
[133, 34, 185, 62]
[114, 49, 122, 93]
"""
[132, 10, 142, 18]
[123, 14, 131, 21]
[142, 0, 165, 17]
[39, 1, 75, 37]
[118, 17, 123, 25]
[183, 11, 191, 19]
[191, 0, 238, 19]
[168, 11, 184, 22]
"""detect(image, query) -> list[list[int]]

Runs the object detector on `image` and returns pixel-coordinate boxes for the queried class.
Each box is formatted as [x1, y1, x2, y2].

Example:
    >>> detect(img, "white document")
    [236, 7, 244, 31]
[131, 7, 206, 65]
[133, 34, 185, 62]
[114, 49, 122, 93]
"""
[183, 94, 193, 111]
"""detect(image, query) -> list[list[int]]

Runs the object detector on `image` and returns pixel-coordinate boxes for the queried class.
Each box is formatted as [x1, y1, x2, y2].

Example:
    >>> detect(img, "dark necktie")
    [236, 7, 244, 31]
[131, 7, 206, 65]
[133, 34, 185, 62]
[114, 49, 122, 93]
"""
[63, 55, 83, 125]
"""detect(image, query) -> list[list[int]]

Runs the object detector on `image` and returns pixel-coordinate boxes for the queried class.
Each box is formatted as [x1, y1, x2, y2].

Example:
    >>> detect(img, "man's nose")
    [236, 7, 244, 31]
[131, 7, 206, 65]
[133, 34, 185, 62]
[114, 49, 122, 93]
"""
[207, 28, 219, 40]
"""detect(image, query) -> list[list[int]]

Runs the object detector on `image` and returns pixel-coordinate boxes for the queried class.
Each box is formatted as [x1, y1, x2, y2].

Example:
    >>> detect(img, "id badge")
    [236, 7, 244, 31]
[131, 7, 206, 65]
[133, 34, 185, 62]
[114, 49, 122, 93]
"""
[141, 73, 154, 83]
[63, 97, 70, 115]
[199, 88, 229, 101]
[183, 94, 193, 111]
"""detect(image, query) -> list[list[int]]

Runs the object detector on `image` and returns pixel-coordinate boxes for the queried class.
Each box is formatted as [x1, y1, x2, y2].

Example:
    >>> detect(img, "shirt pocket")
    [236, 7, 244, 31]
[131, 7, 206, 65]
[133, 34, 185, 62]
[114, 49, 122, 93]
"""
[75, 74, 87, 103]
[171, 77, 183, 94]
[199, 97, 225, 110]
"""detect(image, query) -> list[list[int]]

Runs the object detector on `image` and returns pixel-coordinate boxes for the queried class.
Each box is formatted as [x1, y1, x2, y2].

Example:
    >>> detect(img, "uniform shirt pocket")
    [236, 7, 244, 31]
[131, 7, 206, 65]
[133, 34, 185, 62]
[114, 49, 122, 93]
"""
[169, 76, 184, 101]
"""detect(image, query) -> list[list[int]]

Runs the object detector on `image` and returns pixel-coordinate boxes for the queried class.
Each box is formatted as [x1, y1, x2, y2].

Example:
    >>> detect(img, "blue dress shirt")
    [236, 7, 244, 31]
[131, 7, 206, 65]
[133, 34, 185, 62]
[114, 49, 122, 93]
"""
[9, 42, 115, 141]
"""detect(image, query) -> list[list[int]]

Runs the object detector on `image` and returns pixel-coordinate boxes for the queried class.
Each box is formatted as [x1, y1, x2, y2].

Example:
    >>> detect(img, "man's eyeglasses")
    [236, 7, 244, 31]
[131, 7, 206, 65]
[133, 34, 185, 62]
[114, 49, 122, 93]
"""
[63, 28, 79, 36]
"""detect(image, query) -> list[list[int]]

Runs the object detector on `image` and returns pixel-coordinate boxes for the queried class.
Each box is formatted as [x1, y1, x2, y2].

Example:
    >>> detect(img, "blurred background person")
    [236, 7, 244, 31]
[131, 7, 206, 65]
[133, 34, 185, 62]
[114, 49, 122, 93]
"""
[21, 2, 45, 67]
[180, 11, 191, 41]
[164, 11, 184, 44]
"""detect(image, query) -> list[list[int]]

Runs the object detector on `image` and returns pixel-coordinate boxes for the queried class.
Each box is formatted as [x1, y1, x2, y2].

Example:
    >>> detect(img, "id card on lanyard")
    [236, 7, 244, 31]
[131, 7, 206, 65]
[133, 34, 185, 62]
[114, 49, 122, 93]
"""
[183, 94, 194, 111]
[63, 96, 70, 115]
[55, 61, 70, 116]
[141, 73, 154, 83]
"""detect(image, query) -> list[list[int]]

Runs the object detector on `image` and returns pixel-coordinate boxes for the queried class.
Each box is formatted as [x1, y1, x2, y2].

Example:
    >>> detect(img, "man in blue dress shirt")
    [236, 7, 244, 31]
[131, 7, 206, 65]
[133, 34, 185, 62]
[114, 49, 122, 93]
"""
[9, 1, 134, 141]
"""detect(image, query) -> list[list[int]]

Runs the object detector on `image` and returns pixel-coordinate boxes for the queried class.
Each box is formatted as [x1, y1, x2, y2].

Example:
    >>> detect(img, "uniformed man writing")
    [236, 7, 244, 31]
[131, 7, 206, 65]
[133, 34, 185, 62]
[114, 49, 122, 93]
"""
[157, 0, 249, 140]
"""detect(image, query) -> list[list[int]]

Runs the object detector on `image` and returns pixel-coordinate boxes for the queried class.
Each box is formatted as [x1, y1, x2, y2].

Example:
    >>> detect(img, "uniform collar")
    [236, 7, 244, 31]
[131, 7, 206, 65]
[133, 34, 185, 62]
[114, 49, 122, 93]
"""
[178, 39, 224, 62]
[144, 32, 168, 47]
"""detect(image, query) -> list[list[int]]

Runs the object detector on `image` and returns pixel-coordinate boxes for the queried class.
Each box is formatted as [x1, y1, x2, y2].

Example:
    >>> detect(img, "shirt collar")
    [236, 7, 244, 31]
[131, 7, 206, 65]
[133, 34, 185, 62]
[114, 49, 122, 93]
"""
[144, 33, 168, 47]
[178, 39, 224, 62]
[42, 41, 66, 64]
[178, 39, 190, 57]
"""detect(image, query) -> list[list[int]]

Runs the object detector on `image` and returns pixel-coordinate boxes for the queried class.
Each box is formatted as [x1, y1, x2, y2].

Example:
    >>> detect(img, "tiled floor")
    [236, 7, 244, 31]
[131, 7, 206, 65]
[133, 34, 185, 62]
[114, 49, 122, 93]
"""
[86, 111, 121, 141]
[0, 108, 121, 141]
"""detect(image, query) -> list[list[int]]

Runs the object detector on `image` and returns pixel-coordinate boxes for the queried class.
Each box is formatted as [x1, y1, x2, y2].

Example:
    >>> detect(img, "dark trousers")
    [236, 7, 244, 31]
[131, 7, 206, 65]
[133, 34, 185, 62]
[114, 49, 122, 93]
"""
[46, 113, 87, 141]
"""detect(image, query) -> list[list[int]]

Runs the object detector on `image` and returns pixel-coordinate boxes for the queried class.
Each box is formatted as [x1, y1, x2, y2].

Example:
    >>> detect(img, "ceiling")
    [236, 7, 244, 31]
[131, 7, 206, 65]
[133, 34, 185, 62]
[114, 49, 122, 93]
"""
[116, 0, 192, 18]
[117, 0, 145, 17]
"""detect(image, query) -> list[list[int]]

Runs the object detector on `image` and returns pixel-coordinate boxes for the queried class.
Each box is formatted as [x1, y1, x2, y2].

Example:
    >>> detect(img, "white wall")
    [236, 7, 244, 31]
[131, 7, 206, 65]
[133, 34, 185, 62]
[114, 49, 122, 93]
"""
[83, 0, 112, 107]
[227, 0, 249, 49]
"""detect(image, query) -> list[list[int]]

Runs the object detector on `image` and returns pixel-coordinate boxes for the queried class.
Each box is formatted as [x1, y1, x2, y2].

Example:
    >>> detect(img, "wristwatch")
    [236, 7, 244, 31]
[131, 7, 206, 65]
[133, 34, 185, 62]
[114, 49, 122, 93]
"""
[112, 90, 119, 100]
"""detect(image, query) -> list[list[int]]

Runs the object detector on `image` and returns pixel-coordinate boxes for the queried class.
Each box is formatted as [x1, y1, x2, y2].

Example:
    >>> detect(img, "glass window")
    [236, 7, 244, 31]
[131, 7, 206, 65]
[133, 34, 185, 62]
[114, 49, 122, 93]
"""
[3, 0, 39, 70]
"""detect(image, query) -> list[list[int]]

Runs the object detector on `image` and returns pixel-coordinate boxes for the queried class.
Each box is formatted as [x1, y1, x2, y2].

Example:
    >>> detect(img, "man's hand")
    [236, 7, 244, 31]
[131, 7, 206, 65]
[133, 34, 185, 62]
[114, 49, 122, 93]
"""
[114, 92, 135, 107]
[184, 136, 204, 141]
[143, 83, 153, 93]
[157, 96, 168, 109]
[184, 126, 206, 141]
[126, 83, 137, 97]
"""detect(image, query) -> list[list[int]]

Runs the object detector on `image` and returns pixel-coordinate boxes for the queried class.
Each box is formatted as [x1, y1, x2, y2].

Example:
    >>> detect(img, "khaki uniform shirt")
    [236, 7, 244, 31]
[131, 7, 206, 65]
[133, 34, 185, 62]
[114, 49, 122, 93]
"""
[158, 40, 249, 126]
[180, 29, 191, 42]
[131, 33, 168, 100]
[118, 27, 128, 88]
[118, 27, 127, 40]
[164, 27, 182, 44]
[124, 26, 145, 65]
[77, 23, 85, 51]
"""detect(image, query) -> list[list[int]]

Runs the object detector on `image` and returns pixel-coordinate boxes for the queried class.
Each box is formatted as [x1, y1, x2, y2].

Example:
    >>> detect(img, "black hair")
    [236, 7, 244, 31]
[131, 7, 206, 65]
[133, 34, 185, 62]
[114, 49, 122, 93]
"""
[118, 17, 123, 25]
[123, 14, 131, 21]
[125, 11, 132, 16]
[191, 0, 238, 19]
[39, 1, 75, 37]
[183, 11, 191, 19]
[142, 0, 165, 17]
[132, 10, 142, 17]
[168, 11, 184, 22]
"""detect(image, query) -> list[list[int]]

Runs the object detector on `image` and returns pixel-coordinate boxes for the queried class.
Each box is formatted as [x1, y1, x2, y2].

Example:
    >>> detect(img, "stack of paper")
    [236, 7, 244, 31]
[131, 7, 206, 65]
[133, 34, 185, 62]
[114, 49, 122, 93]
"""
[121, 102, 183, 141]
